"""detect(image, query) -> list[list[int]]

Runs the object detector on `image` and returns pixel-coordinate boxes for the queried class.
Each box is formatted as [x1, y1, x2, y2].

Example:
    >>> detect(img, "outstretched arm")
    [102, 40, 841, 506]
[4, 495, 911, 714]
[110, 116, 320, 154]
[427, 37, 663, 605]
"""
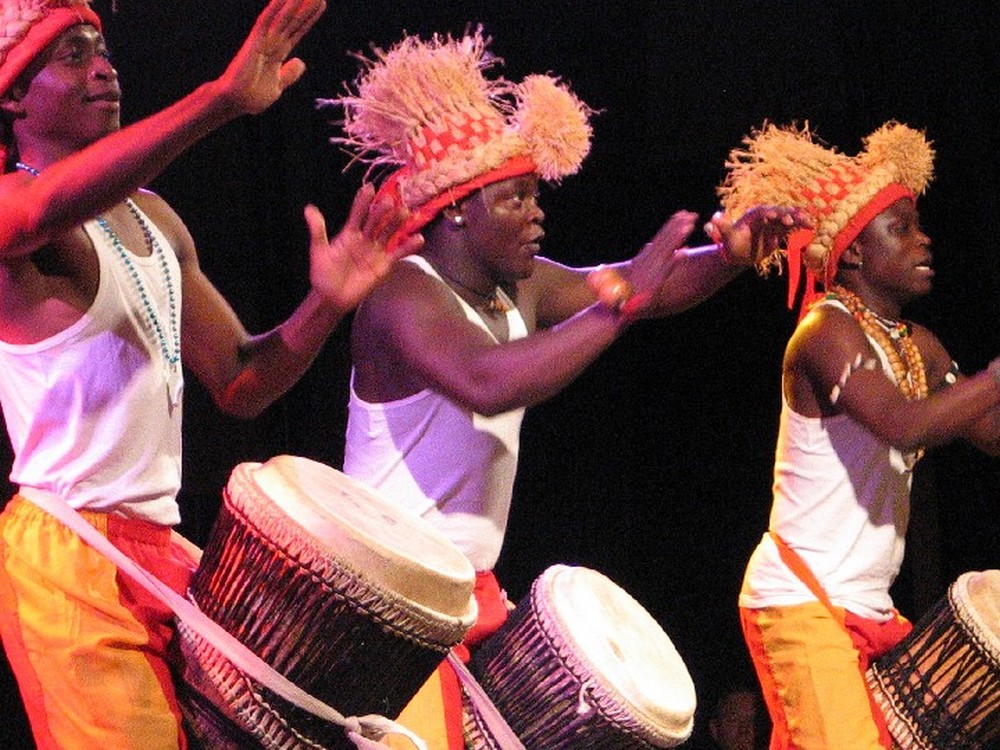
[792, 309, 1000, 453]
[355, 213, 699, 416]
[535, 205, 805, 325]
[0, 0, 326, 259]
[355, 206, 805, 416]
[616, 205, 806, 319]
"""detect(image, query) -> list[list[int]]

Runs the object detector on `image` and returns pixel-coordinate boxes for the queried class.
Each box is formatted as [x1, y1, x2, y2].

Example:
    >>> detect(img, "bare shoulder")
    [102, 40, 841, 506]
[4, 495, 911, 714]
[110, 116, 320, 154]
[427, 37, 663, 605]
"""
[355, 260, 449, 330]
[352, 259, 466, 358]
[784, 303, 868, 370]
[782, 303, 878, 415]
[0, 170, 46, 259]
[130, 189, 194, 260]
[351, 259, 462, 400]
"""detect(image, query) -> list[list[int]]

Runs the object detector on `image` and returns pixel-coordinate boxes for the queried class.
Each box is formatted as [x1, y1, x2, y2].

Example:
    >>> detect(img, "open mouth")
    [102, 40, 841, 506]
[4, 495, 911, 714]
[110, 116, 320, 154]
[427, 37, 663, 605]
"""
[522, 230, 544, 252]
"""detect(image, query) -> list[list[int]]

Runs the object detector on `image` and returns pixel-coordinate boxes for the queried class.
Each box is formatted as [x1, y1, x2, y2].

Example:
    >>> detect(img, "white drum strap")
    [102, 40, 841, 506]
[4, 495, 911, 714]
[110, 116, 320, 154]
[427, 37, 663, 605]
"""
[21, 490, 427, 750]
[447, 652, 527, 749]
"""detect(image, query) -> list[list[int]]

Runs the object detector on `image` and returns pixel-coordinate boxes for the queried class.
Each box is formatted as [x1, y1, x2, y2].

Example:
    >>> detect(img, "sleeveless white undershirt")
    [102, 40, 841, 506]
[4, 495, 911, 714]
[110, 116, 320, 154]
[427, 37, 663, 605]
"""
[0, 207, 183, 524]
[740, 300, 913, 620]
[344, 255, 528, 571]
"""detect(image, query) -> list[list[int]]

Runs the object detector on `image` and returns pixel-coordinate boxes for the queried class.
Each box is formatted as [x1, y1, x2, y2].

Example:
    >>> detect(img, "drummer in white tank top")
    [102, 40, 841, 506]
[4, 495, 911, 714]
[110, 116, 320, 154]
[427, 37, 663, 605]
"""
[0, 4, 419, 746]
[335, 31, 802, 747]
[715, 120, 1000, 750]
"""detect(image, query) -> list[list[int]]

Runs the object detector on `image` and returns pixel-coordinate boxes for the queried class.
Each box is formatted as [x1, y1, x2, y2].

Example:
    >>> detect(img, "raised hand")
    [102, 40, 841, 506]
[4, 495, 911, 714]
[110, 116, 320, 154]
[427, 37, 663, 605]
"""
[706, 205, 811, 269]
[216, 0, 327, 115]
[616, 210, 698, 319]
[305, 184, 424, 312]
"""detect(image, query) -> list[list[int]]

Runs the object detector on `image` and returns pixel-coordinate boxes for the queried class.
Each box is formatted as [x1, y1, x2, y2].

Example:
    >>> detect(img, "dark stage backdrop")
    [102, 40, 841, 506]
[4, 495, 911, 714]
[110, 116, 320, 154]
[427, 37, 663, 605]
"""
[3, 2, 1000, 747]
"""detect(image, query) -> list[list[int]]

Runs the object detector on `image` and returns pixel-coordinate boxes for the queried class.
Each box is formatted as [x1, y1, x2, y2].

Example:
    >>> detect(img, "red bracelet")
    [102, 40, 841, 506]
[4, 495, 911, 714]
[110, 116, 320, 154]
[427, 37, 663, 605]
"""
[587, 267, 633, 313]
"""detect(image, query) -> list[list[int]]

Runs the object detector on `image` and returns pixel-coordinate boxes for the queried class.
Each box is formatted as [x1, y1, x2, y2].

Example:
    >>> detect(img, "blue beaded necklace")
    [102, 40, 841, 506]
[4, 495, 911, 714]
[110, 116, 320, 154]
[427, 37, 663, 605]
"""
[16, 162, 182, 391]
[95, 202, 181, 369]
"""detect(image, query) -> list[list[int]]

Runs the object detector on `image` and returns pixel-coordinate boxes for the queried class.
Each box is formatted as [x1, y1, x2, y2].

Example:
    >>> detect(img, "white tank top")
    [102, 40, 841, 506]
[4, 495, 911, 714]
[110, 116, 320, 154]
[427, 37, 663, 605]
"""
[344, 255, 527, 570]
[740, 300, 913, 620]
[0, 204, 183, 524]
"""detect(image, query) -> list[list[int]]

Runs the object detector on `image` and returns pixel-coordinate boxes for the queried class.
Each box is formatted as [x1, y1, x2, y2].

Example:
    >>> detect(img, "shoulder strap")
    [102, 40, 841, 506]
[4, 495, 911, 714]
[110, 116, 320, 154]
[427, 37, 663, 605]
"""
[768, 530, 845, 626]
[20, 490, 426, 750]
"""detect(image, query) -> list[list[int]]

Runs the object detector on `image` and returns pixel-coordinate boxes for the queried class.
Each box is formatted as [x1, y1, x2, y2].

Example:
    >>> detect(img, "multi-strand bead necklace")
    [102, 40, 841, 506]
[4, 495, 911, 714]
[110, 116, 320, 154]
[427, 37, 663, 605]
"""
[826, 284, 928, 401]
[16, 162, 182, 404]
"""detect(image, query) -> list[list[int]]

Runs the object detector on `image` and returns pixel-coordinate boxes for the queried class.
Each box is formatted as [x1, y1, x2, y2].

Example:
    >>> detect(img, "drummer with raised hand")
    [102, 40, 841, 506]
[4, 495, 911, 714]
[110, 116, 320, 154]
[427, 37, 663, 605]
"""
[718, 121, 1000, 749]
[323, 27, 803, 749]
[0, 1, 420, 747]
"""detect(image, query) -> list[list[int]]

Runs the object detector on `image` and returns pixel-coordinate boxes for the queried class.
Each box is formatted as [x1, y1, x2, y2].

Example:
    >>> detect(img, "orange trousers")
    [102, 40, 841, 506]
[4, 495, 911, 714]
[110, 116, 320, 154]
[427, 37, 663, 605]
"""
[387, 570, 511, 750]
[0, 496, 197, 750]
[741, 601, 910, 750]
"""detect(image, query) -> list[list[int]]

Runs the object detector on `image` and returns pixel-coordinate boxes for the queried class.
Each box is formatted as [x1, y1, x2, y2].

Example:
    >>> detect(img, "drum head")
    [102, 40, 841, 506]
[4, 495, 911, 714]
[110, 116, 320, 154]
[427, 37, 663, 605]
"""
[539, 565, 696, 743]
[955, 570, 1000, 665]
[246, 455, 476, 619]
[179, 456, 480, 748]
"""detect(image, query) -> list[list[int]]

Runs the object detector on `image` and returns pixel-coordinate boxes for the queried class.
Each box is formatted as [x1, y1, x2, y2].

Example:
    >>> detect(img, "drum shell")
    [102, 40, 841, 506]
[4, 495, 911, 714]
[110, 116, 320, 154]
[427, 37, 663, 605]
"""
[469, 565, 695, 749]
[178, 458, 477, 750]
[866, 570, 1000, 750]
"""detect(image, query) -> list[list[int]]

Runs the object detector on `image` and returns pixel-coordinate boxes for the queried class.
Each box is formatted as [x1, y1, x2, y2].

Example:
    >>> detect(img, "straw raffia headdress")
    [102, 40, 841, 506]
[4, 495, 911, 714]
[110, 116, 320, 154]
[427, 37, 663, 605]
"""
[717, 121, 934, 311]
[1, 0, 101, 165]
[320, 27, 593, 245]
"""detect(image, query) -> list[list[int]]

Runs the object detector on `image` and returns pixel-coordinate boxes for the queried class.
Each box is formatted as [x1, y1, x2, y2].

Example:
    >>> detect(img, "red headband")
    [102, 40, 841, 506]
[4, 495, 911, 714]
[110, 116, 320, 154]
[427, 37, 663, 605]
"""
[0, 6, 103, 96]
[380, 155, 537, 253]
[786, 183, 916, 315]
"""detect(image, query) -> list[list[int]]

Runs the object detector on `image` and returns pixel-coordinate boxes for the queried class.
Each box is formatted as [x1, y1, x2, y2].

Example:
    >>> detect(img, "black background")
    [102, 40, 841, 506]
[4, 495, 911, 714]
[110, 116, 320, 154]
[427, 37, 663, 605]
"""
[3, 2, 1000, 747]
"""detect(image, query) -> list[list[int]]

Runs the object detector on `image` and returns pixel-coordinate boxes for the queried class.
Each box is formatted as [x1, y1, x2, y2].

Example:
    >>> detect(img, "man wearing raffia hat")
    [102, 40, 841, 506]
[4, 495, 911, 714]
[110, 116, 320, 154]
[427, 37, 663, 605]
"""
[0, 1, 423, 747]
[327, 28, 802, 748]
[719, 122, 1000, 749]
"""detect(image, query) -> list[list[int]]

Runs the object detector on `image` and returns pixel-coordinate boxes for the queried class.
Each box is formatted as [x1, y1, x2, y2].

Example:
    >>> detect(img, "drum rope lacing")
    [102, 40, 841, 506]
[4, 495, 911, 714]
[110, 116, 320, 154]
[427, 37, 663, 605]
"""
[20, 487, 428, 750]
[475, 568, 685, 745]
[213, 475, 469, 649]
[869, 574, 1000, 750]
[528, 576, 681, 741]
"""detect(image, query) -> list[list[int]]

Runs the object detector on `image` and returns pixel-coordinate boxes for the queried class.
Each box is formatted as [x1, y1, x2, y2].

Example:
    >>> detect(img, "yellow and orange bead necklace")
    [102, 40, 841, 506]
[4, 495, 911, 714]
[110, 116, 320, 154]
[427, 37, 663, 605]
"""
[826, 284, 928, 401]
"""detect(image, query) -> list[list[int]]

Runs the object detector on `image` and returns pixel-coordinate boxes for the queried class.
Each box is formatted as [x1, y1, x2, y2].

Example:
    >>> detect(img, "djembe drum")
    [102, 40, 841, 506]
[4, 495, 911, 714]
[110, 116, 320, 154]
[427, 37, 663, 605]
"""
[866, 569, 1000, 749]
[174, 455, 478, 750]
[468, 564, 696, 749]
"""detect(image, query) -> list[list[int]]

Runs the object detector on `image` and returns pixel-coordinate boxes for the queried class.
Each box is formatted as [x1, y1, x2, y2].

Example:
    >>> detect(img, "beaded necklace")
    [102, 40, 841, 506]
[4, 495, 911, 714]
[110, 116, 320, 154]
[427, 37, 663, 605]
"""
[16, 162, 182, 405]
[825, 284, 928, 401]
[95, 203, 181, 369]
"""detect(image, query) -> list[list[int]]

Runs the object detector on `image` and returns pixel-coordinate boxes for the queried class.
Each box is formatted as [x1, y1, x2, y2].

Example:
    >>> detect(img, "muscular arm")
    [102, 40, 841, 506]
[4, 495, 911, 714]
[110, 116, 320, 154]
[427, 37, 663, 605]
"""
[353, 262, 629, 416]
[0, 0, 325, 259]
[788, 307, 1000, 452]
[352, 206, 798, 415]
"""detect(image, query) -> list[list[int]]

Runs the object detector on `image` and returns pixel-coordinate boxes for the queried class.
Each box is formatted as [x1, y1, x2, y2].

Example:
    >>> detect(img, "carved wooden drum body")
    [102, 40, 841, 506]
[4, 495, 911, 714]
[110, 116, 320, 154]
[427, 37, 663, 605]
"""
[867, 570, 1000, 750]
[468, 564, 696, 749]
[175, 455, 477, 749]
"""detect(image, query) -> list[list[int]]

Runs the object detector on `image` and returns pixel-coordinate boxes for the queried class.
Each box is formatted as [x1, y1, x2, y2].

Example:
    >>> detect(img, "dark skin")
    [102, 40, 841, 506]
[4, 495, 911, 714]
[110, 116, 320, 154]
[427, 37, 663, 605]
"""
[784, 197, 1000, 453]
[352, 173, 802, 416]
[0, 3, 421, 418]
